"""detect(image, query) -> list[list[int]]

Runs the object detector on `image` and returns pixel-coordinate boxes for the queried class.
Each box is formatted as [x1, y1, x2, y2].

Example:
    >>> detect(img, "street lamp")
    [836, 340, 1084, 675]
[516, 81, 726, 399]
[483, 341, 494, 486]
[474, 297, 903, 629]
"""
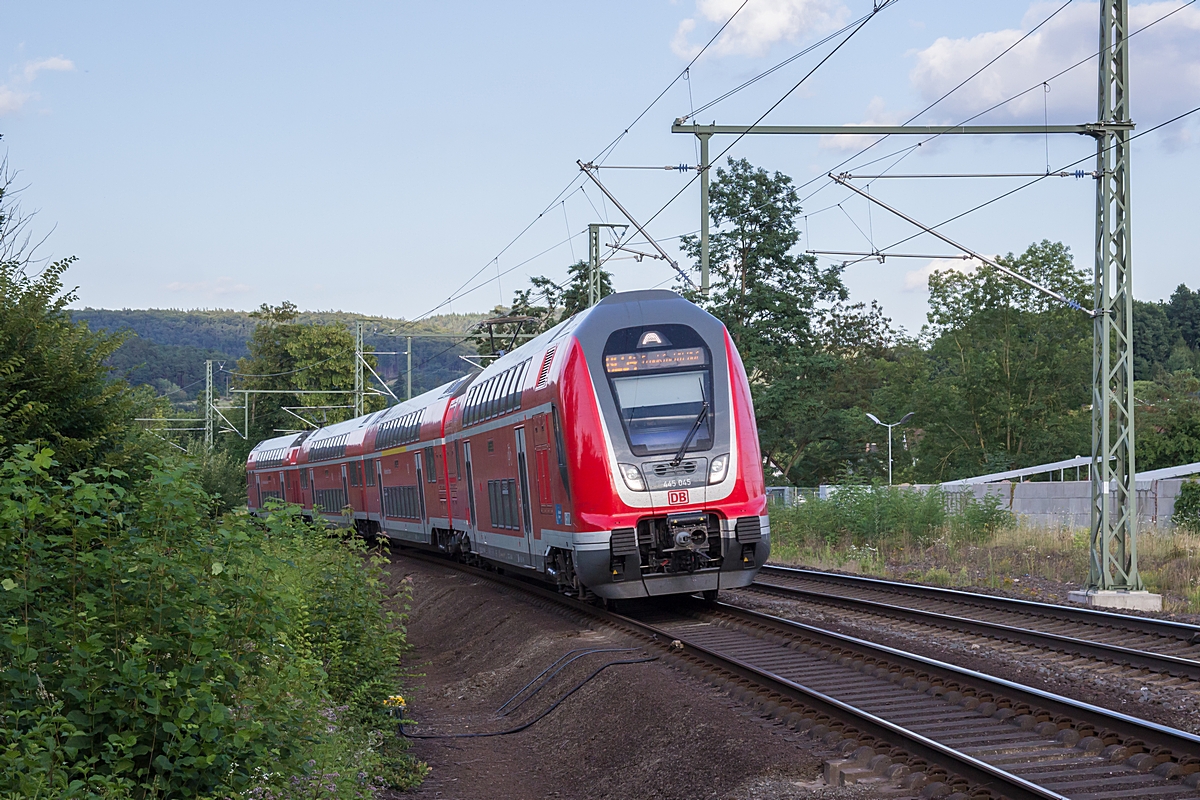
[866, 411, 915, 486]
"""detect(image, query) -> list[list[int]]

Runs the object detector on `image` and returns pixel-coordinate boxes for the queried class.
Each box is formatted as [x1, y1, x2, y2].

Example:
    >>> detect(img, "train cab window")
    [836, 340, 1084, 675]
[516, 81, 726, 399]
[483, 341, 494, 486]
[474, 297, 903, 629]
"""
[602, 324, 713, 457]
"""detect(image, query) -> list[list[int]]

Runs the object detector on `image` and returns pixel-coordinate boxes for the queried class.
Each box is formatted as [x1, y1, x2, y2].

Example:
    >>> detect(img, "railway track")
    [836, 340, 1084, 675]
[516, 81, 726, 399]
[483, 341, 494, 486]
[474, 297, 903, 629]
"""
[397, 549, 1200, 799]
[747, 566, 1200, 682]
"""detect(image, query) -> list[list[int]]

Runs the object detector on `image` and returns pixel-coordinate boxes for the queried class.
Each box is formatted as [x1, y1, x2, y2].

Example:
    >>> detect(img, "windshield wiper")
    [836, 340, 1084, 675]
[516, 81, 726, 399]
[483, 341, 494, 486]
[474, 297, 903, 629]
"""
[671, 401, 709, 466]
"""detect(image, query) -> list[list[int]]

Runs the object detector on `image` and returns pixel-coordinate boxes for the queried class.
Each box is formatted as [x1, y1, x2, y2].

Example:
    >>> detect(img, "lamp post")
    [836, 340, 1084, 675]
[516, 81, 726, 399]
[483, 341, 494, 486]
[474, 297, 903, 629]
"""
[866, 411, 915, 486]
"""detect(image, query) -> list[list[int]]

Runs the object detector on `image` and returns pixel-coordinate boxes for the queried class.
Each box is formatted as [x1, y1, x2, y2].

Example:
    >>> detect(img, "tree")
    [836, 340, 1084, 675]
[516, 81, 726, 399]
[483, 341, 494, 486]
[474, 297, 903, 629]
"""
[478, 259, 614, 357]
[1133, 299, 1175, 380]
[681, 158, 894, 485]
[1135, 371, 1200, 471]
[234, 303, 384, 447]
[914, 240, 1092, 480]
[0, 256, 165, 474]
[1167, 283, 1200, 350]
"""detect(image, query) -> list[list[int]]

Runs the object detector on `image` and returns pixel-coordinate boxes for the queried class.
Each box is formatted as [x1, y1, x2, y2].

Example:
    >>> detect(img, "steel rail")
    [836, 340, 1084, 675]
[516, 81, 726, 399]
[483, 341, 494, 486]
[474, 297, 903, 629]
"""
[709, 601, 1200, 760]
[394, 548, 1200, 797]
[747, 578, 1200, 681]
[758, 565, 1200, 643]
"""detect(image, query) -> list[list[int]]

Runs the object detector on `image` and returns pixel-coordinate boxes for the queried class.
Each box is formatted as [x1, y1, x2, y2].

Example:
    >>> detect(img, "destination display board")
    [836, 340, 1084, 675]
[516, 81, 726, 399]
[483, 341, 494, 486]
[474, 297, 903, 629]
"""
[604, 347, 706, 374]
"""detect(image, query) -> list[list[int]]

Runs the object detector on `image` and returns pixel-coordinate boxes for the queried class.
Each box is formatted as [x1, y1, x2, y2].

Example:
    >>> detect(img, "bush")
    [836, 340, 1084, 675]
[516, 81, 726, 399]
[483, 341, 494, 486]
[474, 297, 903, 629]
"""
[1175, 480, 1200, 532]
[0, 446, 423, 799]
[770, 484, 1012, 552]
[189, 445, 248, 516]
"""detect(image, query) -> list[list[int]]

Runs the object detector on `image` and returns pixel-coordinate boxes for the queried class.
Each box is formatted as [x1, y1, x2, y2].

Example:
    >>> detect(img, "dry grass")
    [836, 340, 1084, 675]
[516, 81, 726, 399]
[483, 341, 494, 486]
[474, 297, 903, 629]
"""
[771, 515, 1200, 614]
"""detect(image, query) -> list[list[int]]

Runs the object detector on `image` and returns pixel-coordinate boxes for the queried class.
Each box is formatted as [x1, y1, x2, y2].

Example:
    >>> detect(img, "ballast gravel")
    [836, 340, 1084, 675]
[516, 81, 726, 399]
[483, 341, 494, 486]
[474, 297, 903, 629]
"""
[381, 553, 888, 800]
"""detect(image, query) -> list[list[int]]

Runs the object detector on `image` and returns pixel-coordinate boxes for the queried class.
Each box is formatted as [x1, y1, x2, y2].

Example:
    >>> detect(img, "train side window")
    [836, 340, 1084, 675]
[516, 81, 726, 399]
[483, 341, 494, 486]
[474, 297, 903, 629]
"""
[364, 458, 375, 486]
[349, 462, 359, 487]
[480, 376, 494, 419]
[552, 406, 570, 499]
[424, 446, 437, 483]
[454, 441, 462, 480]
[499, 369, 516, 413]
[512, 361, 528, 409]
[300, 469, 308, 489]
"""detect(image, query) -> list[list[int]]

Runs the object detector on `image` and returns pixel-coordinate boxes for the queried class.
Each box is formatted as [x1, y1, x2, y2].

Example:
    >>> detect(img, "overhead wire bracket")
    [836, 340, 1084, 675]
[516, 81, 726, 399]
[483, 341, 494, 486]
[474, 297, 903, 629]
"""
[829, 173, 1093, 316]
[578, 160, 696, 288]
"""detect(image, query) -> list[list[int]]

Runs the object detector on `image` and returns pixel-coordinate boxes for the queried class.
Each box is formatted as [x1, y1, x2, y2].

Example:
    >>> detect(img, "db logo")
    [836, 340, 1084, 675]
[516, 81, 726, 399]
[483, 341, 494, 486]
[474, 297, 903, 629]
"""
[667, 489, 690, 506]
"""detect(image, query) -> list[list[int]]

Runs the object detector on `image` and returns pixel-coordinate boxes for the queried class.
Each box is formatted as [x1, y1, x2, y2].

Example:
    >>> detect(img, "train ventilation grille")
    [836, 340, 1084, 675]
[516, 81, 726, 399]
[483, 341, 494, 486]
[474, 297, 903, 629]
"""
[535, 346, 556, 389]
[653, 460, 697, 477]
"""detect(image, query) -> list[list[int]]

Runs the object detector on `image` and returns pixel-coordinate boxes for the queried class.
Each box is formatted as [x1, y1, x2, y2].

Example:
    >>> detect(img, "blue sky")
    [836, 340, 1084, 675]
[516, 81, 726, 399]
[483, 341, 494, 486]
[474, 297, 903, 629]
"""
[3, 1, 1199, 334]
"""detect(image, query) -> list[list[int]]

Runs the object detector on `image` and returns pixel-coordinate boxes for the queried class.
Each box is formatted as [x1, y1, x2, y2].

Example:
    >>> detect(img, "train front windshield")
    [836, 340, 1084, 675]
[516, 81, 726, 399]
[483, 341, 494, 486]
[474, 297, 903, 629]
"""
[603, 325, 714, 457]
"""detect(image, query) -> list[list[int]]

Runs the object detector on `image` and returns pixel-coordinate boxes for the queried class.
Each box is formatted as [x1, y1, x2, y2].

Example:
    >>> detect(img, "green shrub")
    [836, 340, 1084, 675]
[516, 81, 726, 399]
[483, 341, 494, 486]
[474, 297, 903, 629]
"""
[188, 445, 248, 516]
[770, 484, 1012, 553]
[1175, 480, 1200, 532]
[0, 446, 423, 799]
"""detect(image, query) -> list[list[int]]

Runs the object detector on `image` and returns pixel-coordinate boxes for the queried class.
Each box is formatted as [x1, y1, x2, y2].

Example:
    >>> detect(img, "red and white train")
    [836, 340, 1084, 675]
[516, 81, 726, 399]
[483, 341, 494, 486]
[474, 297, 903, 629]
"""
[246, 290, 769, 600]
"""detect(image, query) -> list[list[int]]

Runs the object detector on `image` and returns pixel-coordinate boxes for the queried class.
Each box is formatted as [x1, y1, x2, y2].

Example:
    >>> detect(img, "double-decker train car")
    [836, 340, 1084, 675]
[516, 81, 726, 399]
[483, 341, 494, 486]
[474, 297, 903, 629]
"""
[246, 289, 769, 600]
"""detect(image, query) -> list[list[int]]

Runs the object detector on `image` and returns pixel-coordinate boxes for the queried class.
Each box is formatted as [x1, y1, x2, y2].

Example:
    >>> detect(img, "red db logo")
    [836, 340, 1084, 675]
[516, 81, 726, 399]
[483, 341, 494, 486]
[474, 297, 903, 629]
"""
[667, 489, 689, 506]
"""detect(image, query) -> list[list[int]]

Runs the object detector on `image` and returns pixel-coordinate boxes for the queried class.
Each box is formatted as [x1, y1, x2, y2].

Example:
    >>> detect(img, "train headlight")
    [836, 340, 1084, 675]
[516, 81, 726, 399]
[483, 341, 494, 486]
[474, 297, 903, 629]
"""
[618, 463, 647, 492]
[708, 454, 729, 484]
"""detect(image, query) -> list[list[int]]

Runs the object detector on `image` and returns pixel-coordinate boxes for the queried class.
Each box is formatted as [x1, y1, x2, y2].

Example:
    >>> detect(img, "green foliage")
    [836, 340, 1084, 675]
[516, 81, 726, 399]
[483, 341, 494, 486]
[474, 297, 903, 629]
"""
[681, 157, 897, 485]
[1168, 283, 1200, 351]
[1135, 371, 1200, 472]
[914, 241, 1092, 481]
[1174, 480, 1200, 532]
[234, 304, 388, 449]
[0, 258, 166, 476]
[188, 445, 248, 515]
[477, 259, 615, 357]
[71, 308, 485, 405]
[771, 486, 1012, 552]
[0, 446, 422, 798]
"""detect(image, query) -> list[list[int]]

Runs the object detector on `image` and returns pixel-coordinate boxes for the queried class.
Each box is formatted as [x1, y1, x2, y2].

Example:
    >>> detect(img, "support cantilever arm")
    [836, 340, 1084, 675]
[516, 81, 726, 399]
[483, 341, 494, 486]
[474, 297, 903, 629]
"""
[578, 161, 696, 288]
[829, 173, 1094, 316]
[358, 352, 399, 402]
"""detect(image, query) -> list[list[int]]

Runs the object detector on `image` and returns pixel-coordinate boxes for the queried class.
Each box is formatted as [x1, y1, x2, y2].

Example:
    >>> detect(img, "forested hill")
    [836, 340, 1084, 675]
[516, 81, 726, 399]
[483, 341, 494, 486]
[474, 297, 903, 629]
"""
[71, 307, 487, 401]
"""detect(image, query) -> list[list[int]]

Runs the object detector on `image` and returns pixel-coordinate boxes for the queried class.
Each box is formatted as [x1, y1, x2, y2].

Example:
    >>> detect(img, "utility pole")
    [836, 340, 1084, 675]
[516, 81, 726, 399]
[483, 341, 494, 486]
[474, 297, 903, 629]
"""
[673, 0, 1151, 607]
[1089, 0, 1142, 594]
[587, 222, 628, 306]
[354, 321, 365, 418]
[699, 132, 711, 296]
[204, 359, 213, 450]
[406, 335, 412, 401]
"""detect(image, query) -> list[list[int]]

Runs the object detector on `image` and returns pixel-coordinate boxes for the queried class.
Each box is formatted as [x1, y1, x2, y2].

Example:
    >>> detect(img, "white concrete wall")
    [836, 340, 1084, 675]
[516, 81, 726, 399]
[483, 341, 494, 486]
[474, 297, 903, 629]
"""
[938, 479, 1189, 530]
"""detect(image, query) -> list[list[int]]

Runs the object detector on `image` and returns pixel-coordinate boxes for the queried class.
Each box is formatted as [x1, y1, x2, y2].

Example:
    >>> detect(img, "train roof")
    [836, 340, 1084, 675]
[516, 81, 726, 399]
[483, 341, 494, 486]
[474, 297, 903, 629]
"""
[248, 430, 309, 456]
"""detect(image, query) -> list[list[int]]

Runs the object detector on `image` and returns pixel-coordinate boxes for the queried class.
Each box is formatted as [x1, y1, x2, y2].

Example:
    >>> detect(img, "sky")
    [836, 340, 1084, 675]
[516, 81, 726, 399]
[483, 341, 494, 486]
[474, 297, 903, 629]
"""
[3, 0, 1199, 335]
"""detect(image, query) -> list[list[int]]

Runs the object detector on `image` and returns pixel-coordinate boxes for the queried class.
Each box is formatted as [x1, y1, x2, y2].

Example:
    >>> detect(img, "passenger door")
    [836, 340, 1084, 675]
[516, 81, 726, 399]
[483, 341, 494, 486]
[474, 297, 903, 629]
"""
[415, 451, 428, 535]
[463, 440, 478, 539]
[514, 427, 535, 564]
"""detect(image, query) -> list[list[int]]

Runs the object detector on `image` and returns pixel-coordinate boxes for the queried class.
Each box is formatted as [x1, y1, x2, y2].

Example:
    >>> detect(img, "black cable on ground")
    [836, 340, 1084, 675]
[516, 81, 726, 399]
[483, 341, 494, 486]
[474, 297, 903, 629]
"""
[400, 655, 657, 739]
[496, 647, 639, 717]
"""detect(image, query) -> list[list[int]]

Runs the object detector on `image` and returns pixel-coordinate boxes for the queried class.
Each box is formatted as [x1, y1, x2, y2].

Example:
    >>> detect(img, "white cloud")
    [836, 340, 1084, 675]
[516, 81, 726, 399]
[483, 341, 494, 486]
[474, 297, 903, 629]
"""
[820, 96, 905, 150]
[0, 86, 29, 115]
[672, 0, 849, 59]
[165, 277, 255, 298]
[23, 56, 74, 82]
[909, 2, 1200, 123]
[902, 257, 982, 292]
[0, 55, 75, 116]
